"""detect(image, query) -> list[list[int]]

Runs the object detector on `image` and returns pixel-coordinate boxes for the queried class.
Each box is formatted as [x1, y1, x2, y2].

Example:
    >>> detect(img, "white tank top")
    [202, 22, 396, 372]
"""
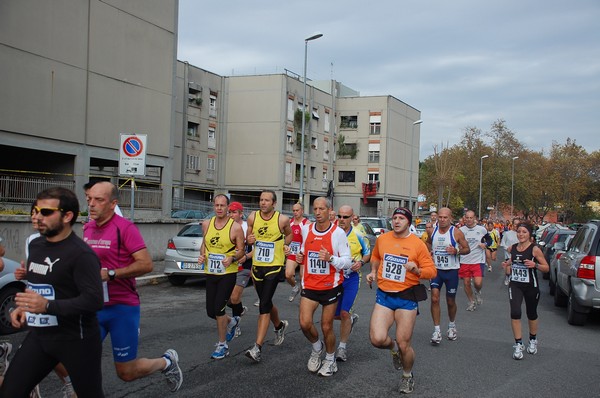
[431, 226, 460, 270]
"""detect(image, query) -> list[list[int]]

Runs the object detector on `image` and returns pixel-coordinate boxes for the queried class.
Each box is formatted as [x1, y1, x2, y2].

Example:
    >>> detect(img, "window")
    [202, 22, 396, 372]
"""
[286, 131, 294, 152]
[186, 155, 200, 171]
[324, 111, 330, 132]
[368, 143, 380, 163]
[338, 171, 355, 183]
[340, 115, 358, 129]
[310, 166, 316, 179]
[322, 170, 329, 189]
[311, 136, 318, 149]
[285, 162, 292, 184]
[207, 157, 216, 180]
[323, 140, 329, 161]
[208, 128, 216, 149]
[368, 172, 380, 184]
[209, 92, 217, 117]
[369, 115, 381, 135]
[312, 109, 319, 120]
[295, 163, 303, 182]
[187, 122, 198, 138]
[188, 88, 202, 107]
[287, 98, 294, 121]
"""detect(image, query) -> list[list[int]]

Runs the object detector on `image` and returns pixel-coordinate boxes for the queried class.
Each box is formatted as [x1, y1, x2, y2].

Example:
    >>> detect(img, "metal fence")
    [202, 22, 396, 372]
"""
[117, 187, 162, 210]
[0, 175, 75, 204]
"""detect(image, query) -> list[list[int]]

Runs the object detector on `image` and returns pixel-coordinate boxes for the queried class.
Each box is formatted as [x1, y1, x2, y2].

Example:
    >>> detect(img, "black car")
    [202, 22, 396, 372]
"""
[539, 229, 576, 279]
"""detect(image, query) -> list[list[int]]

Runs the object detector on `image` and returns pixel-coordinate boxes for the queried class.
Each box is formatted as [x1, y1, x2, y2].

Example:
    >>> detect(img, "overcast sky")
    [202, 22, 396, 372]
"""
[177, 0, 600, 160]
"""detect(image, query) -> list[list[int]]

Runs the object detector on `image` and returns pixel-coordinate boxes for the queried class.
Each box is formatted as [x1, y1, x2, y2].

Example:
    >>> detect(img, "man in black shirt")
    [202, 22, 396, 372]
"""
[0, 187, 104, 398]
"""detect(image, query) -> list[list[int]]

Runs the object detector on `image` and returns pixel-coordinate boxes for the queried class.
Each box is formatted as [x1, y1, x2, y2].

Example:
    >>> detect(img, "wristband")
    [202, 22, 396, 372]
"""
[45, 301, 50, 312]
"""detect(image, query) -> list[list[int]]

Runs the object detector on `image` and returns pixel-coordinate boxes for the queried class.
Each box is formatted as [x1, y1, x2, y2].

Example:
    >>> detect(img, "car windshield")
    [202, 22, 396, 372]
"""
[178, 224, 203, 237]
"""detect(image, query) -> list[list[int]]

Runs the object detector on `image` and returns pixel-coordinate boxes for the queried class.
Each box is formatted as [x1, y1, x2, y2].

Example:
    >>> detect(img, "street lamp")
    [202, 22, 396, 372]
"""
[409, 119, 423, 214]
[478, 155, 489, 220]
[511, 156, 519, 218]
[299, 32, 323, 204]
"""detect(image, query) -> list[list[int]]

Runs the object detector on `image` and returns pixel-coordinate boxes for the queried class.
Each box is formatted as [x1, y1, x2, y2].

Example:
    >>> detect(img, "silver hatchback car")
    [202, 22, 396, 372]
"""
[0, 257, 27, 334]
[163, 223, 205, 286]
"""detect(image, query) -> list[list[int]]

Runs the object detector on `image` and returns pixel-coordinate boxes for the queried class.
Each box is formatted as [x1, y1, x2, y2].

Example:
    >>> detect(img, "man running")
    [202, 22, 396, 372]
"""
[485, 221, 500, 272]
[0, 187, 104, 397]
[286, 202, 309, 302]
[428, 208, 470, 345]
[367, 207, 436, 394]
[334, 205, 370, 362]
[459, 210, 491, 311]
[245, 190, 293, 362]
[198, 195, 245, 359]
[295, 197, 351, 376]
[84, 182, 182, 392]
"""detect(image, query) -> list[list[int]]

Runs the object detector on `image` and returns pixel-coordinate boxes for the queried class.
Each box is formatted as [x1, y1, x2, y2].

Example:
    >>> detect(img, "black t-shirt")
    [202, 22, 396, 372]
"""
[509, 243, 539, 287]
[26, 232, 104, 340]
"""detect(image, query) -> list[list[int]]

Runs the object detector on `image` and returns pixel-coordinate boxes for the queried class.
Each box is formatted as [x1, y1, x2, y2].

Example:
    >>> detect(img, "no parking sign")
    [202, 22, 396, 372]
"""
[119, 134, 147, 176]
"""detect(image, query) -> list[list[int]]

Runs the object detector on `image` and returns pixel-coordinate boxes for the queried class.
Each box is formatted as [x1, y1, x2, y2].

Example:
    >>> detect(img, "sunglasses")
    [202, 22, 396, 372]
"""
[337, 215, 352, 219]
[33, 206, 63, 216]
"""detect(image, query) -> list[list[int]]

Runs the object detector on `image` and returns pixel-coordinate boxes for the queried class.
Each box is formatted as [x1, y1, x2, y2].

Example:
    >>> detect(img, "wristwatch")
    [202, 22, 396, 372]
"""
[108, 269, 117, 281]
[359, 260, 365, 266]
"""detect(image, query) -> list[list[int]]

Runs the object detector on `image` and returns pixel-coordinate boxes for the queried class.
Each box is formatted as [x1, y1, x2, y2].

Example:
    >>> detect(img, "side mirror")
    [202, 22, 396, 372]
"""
[538, 241, 546, 247]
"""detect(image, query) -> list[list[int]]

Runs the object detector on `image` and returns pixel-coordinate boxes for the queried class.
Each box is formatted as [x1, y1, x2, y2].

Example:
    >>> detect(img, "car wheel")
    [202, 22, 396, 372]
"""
[0, 285, 23, 335]
[548, 274, 556, 296]
[553, 283, 568, 307]
[168, 275, 187, 286]
[567, 291, 587, 326]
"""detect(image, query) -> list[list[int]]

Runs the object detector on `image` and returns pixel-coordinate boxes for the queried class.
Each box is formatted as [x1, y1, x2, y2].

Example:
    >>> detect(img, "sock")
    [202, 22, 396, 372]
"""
[403, 371, 413, 378]
[325, 352, 335, 361]
[232, 303, 243, 317]
[64, 376, 72, 384]
[448, 322, 456, 329]
[434, 325, 441, 332]
[219, 341, 227, 347]
[515, 338, 523, 345]
[529, 334, 537, 341]
[255, 343, 262, 351]
[338, 342, 347, 349]
[312, 340, 323, 352]
[163, 357, 172, 369]
[275, 321, 284, 330]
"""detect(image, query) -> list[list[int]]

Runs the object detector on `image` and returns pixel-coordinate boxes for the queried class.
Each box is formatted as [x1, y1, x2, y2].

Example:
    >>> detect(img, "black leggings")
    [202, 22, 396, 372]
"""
[252, 266, 283, 315]
[0, 331, 104, 398]
[206, 273, 237, 319]
[508, 283, 540, 320]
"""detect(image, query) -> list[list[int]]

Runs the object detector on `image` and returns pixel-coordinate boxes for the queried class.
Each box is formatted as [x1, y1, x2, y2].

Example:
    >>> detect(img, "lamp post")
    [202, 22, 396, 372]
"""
[478, 154, 489, 220]
[409, 119, 423, 214]
[299, 32, 323, 204]
[511, 156, 519, 218]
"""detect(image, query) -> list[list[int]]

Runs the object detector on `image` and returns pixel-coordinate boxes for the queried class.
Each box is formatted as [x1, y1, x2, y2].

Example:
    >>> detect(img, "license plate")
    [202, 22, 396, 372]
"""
[179, 262, 205, 270]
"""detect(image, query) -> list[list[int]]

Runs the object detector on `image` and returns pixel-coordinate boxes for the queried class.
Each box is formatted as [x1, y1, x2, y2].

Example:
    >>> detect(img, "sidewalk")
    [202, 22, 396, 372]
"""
[136, 260, 169, 287]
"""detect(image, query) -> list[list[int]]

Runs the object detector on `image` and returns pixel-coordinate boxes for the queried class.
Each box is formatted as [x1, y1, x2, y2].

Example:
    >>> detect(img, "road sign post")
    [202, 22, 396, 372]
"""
[119, 134, 147, 220]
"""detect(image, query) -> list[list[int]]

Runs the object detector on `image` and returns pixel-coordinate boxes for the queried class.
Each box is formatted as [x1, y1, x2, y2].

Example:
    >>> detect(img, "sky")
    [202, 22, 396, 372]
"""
[177, 0, 600, 160]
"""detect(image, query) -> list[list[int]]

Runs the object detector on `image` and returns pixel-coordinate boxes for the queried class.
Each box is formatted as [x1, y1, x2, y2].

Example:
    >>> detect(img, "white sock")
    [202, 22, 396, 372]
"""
[325, 352, 335, 361]
[434, 325, 441, 332]
[338, 342, 347, 349]
[448, 322, 456, 329]
[312, 340, 323, 352]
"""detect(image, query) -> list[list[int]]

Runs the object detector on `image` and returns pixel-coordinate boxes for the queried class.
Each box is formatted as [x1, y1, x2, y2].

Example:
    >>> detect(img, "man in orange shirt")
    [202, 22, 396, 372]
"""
[367, 207, 436, 394]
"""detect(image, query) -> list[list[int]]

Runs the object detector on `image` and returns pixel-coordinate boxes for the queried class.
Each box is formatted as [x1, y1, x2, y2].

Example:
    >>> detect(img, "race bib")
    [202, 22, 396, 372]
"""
[207, 253, 226, 274]
[511, 264, 530, 283]
[255, 241, 275, 263]
[382, 253, 408, 282]
[307, 251, 329, 275]
[434, 250, 451, 269]
[289, 241, 301, 255]
[26, 283, 58, 327]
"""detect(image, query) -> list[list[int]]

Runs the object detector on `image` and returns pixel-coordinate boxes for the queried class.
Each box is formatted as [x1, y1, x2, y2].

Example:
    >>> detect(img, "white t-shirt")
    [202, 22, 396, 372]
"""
[459, 225, 488, 264]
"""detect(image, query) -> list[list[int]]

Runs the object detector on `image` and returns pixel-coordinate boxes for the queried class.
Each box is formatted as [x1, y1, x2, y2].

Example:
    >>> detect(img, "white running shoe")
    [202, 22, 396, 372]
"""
[245, 344, 262, 363]
[474, 290, 483, 305]
[307, 347, 323, 373]
[527, 339, 538, 355]
[317, 358, 338, 377]
[447, 327, 457, 341]
[61, 381, 76, 398]
[253, 299, 260, 307]
[288, 285, 300, 302]
[273, 320, 288, 346]
[430, 330, 442, 345]
[399, 374, 415, 394]
[0, 342, 12, 376]
[466, 301, 476, 311]
[513, 343, 524, 360]
[350, 313, 359, 335]
[336, 346, 347, 362]
[162, 349, 183, 392]
[504, 275, 510, 286]
[391, 349, 402, 370]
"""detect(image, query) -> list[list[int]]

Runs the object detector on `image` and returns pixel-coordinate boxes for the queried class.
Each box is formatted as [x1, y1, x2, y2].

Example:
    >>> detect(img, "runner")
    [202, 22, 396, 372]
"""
[428, 207, 470, 345]
[501, 221, 549, 360]
[367, 207, 436, 394]
[459, 210, 491, 311]
[84, 182, 182, 392]
[295, 197, 351, 376]
[485, 221, 500, 272]
[198, 195, 245, 359]
[334, 205, 370, 362]
[244, 190, 292, 362]
[500, 218, 520, 286]
[0, 187, 104, 398]
[286, 202, 309, 302]
[226, 201, 253, 339]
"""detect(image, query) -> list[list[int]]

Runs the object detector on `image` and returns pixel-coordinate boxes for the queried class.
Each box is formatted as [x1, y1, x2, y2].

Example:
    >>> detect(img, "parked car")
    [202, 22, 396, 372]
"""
[553, 220, 600, 325]
[361, 217, 392, 237]
[415, 222, 428, 238]
[538, 229, 576, 280]
[0, 257, 27, 334]
[548, 234, 574, 296]
[163, 222, 205, 286]
[171, 210, 206, 220]
[358, 223, 377, 253]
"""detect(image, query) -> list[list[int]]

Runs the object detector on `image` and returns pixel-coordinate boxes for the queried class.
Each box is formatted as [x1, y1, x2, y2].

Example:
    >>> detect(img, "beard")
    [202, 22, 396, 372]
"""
[40, 221, 64, 238]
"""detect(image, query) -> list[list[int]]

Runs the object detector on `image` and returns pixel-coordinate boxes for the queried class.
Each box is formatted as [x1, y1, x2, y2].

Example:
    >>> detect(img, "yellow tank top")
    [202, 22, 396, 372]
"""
[252, 211, 285, 266]
[204, 217, 238, 275]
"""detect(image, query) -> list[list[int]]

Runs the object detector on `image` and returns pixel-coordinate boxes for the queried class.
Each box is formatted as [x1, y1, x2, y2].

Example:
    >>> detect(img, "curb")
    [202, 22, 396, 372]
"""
[136, 274, 169, 287]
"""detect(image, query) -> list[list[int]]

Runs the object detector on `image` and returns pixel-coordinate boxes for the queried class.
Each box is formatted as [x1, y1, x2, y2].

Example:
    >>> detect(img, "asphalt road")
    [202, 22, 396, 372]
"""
[3, 250, 600, 397]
